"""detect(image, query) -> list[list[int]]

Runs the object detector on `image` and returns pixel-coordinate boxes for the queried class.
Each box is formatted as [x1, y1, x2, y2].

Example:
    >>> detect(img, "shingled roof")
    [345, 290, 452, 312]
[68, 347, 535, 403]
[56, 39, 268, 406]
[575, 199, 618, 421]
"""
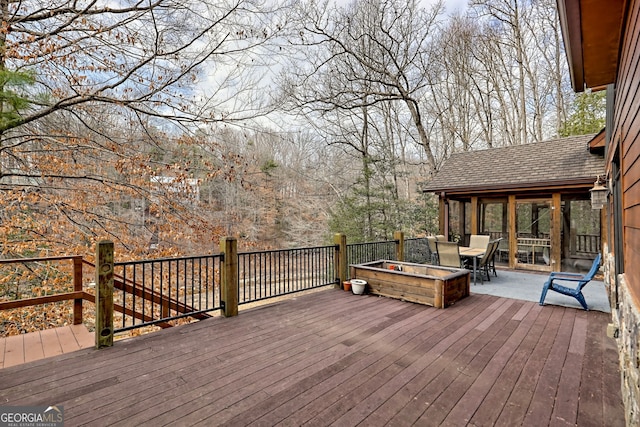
[423, 134, 605, 194]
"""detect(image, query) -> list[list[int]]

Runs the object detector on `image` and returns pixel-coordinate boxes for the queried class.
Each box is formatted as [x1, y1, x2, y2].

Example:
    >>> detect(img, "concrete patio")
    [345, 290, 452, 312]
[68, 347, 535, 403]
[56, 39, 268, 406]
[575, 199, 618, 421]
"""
[471, 268, 610, 313]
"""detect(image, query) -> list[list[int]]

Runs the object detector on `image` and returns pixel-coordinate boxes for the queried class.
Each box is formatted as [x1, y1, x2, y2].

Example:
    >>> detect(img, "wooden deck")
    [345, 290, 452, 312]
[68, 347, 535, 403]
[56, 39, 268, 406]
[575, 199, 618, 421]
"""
[0, 324, 93, 369]
[0, 289, 624, 426]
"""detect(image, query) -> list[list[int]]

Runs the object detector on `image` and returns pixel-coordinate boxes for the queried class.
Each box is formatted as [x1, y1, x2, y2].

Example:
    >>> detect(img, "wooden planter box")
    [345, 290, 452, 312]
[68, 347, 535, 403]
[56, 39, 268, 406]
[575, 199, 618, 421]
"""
[349, 260, 470, 308]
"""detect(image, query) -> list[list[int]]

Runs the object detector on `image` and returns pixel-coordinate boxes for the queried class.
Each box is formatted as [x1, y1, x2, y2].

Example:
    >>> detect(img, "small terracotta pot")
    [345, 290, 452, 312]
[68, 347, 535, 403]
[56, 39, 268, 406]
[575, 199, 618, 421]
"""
[343, 281, 351, 292]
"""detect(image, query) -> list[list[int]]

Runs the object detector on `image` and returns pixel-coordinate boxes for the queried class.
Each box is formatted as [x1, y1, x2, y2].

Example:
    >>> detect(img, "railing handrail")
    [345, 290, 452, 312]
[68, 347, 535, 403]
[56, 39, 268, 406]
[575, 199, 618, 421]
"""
[114, 253, 222, 266]
[0, 255, 82, 264]
[0, 255, 86, 332]
[0, 291, 91, 311]
[239, 245, 336, 256]
[347, 239, 397, 246]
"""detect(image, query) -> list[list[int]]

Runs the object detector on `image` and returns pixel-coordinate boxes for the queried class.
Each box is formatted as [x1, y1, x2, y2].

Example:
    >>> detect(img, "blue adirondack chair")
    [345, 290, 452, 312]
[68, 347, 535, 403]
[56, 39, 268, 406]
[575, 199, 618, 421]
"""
[539, 253, 602, 310]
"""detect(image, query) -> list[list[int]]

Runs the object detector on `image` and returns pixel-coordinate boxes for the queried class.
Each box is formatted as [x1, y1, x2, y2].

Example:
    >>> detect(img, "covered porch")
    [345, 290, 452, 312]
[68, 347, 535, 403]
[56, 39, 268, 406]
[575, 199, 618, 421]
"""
[424, 133, 606, 274]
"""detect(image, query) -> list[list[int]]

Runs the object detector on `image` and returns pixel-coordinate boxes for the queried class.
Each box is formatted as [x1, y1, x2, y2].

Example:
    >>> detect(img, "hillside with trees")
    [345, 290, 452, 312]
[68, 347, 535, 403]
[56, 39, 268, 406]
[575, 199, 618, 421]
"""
[0, 0, 605, 263]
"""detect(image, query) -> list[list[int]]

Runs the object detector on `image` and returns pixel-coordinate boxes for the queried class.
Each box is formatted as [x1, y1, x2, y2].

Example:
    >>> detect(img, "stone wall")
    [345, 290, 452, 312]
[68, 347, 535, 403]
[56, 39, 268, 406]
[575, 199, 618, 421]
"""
[603, 247, 640, 426]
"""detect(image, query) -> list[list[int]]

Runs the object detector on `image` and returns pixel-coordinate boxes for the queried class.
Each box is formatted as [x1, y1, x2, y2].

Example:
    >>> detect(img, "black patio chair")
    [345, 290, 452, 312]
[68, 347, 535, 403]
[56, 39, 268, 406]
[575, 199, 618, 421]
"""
[538, 253, 602, 310]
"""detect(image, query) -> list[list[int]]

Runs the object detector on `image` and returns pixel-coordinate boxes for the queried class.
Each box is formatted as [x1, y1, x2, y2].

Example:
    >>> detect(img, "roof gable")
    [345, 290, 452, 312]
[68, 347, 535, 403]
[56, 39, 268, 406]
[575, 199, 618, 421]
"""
[423, 134, 605, 194]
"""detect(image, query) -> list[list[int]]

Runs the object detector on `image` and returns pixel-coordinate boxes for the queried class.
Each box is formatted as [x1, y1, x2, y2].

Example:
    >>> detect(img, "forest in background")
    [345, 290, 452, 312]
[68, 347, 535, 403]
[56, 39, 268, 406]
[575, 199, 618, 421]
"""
[0, 0, 606, 266]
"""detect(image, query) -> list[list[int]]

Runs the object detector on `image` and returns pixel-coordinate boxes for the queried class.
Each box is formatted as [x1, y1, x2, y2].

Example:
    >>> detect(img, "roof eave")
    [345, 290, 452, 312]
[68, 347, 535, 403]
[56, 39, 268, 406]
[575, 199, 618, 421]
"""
[557, 0, 626, 92]
[557, 0, 585, 91]
[423, 177, 598, 196]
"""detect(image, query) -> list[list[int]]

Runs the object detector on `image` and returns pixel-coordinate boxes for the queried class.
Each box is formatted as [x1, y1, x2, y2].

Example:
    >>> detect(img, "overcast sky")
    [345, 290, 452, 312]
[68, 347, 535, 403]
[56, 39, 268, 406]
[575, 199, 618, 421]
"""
[438, 0, 468, 15]
[332, 0, 469, 15]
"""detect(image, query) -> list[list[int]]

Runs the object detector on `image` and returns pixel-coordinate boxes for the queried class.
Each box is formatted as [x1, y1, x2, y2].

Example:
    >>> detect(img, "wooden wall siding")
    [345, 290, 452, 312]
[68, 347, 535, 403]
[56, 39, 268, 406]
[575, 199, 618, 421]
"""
[614, 0, 640, 298]
[614, 0, 640, 130]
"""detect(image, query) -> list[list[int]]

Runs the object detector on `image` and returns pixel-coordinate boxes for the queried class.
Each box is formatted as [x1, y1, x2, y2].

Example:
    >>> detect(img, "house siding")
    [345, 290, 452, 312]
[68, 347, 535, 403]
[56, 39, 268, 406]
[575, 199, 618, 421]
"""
[608, 0, 640, 424]
[613, 0, 640, 297]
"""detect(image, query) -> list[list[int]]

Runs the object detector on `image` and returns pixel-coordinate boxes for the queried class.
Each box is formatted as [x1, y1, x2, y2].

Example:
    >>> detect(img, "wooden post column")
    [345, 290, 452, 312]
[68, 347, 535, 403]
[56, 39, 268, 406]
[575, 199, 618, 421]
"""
[508, 195, 517, 269]
[471, 196, 479, 235]
[444, 199, 450, 239]
[600, 203, 608, 254]
[459, 201, 466, 240]
[438, 197, 446, 236]
[220, 237, 238, 317]
[95, 241, 114, 348]
[551, 193, 562, 270]
[73, 256, 83, 325]
[394, 231, 405, 262]
[334, 233, 347, 288]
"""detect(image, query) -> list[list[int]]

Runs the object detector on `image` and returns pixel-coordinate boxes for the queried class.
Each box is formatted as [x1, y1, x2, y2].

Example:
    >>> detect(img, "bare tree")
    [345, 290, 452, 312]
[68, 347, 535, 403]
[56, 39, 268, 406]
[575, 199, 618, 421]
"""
[526, 0, 570, 136]
[0, 0, 287, 257]
[470, 0, 532, 145]
[430, 15, 479, 153]
[2, 0, 283, 133]
[467, 0, 572, 145]
[280, 0, 444, 173]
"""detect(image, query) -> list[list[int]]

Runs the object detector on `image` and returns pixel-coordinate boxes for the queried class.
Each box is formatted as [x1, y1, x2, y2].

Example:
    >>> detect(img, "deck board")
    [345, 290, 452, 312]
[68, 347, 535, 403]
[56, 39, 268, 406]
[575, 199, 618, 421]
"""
[3, 334, 25, 368]
[494, 307, 562, 426]
[441, 303, 538, 426]
[287, 293, 489, 426]
[40, 327, 64, 358]
[523, 308, 576, 425]
[468, 304, 547, 426]
[70, 324, 95, 348]
[577, 311, 608, 426]
[72, 295, 398, 426]
[0, 324, 93, 370]
[411, 301, 522, 426]
[550, 312, 588, 425]
[22, 330, 45, 363]
[0, 290, 625, 426]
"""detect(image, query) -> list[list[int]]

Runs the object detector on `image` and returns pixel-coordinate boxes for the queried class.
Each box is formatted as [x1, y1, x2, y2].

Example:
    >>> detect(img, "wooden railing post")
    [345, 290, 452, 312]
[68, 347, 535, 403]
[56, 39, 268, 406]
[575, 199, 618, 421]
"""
[73, 256, 83, 325]
[334, 233, 347, 288]
[220, 237, 238, 317]
[394, 231, 404, 262]
[95, 241, 114, 348]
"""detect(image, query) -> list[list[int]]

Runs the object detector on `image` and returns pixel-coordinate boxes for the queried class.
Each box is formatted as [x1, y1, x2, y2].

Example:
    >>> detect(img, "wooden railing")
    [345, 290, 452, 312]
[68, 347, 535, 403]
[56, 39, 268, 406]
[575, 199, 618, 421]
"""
[483, 231, 601, 259]
[0, 256, 91, 325]
[0, 252, 216, 343]
[573, 234, 601, 256]
[1, 233, 428, 348]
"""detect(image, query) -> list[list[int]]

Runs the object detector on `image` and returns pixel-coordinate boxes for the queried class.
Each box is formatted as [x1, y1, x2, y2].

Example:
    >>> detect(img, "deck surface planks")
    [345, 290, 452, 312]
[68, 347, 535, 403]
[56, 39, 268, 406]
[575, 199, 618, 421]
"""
[0, 324, 93, 369]
[40, 327, 65, 358]
[0, 289, 625, 426]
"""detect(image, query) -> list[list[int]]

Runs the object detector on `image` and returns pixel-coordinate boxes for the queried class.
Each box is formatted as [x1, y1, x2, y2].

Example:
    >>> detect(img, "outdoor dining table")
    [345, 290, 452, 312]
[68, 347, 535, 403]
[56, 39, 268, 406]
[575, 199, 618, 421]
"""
[459, 246, 486, 285]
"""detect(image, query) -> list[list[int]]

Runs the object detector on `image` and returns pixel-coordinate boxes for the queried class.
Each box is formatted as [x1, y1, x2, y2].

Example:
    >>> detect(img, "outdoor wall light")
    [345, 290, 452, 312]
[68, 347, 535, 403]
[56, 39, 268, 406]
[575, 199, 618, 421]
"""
[590, 175, 608, 209]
